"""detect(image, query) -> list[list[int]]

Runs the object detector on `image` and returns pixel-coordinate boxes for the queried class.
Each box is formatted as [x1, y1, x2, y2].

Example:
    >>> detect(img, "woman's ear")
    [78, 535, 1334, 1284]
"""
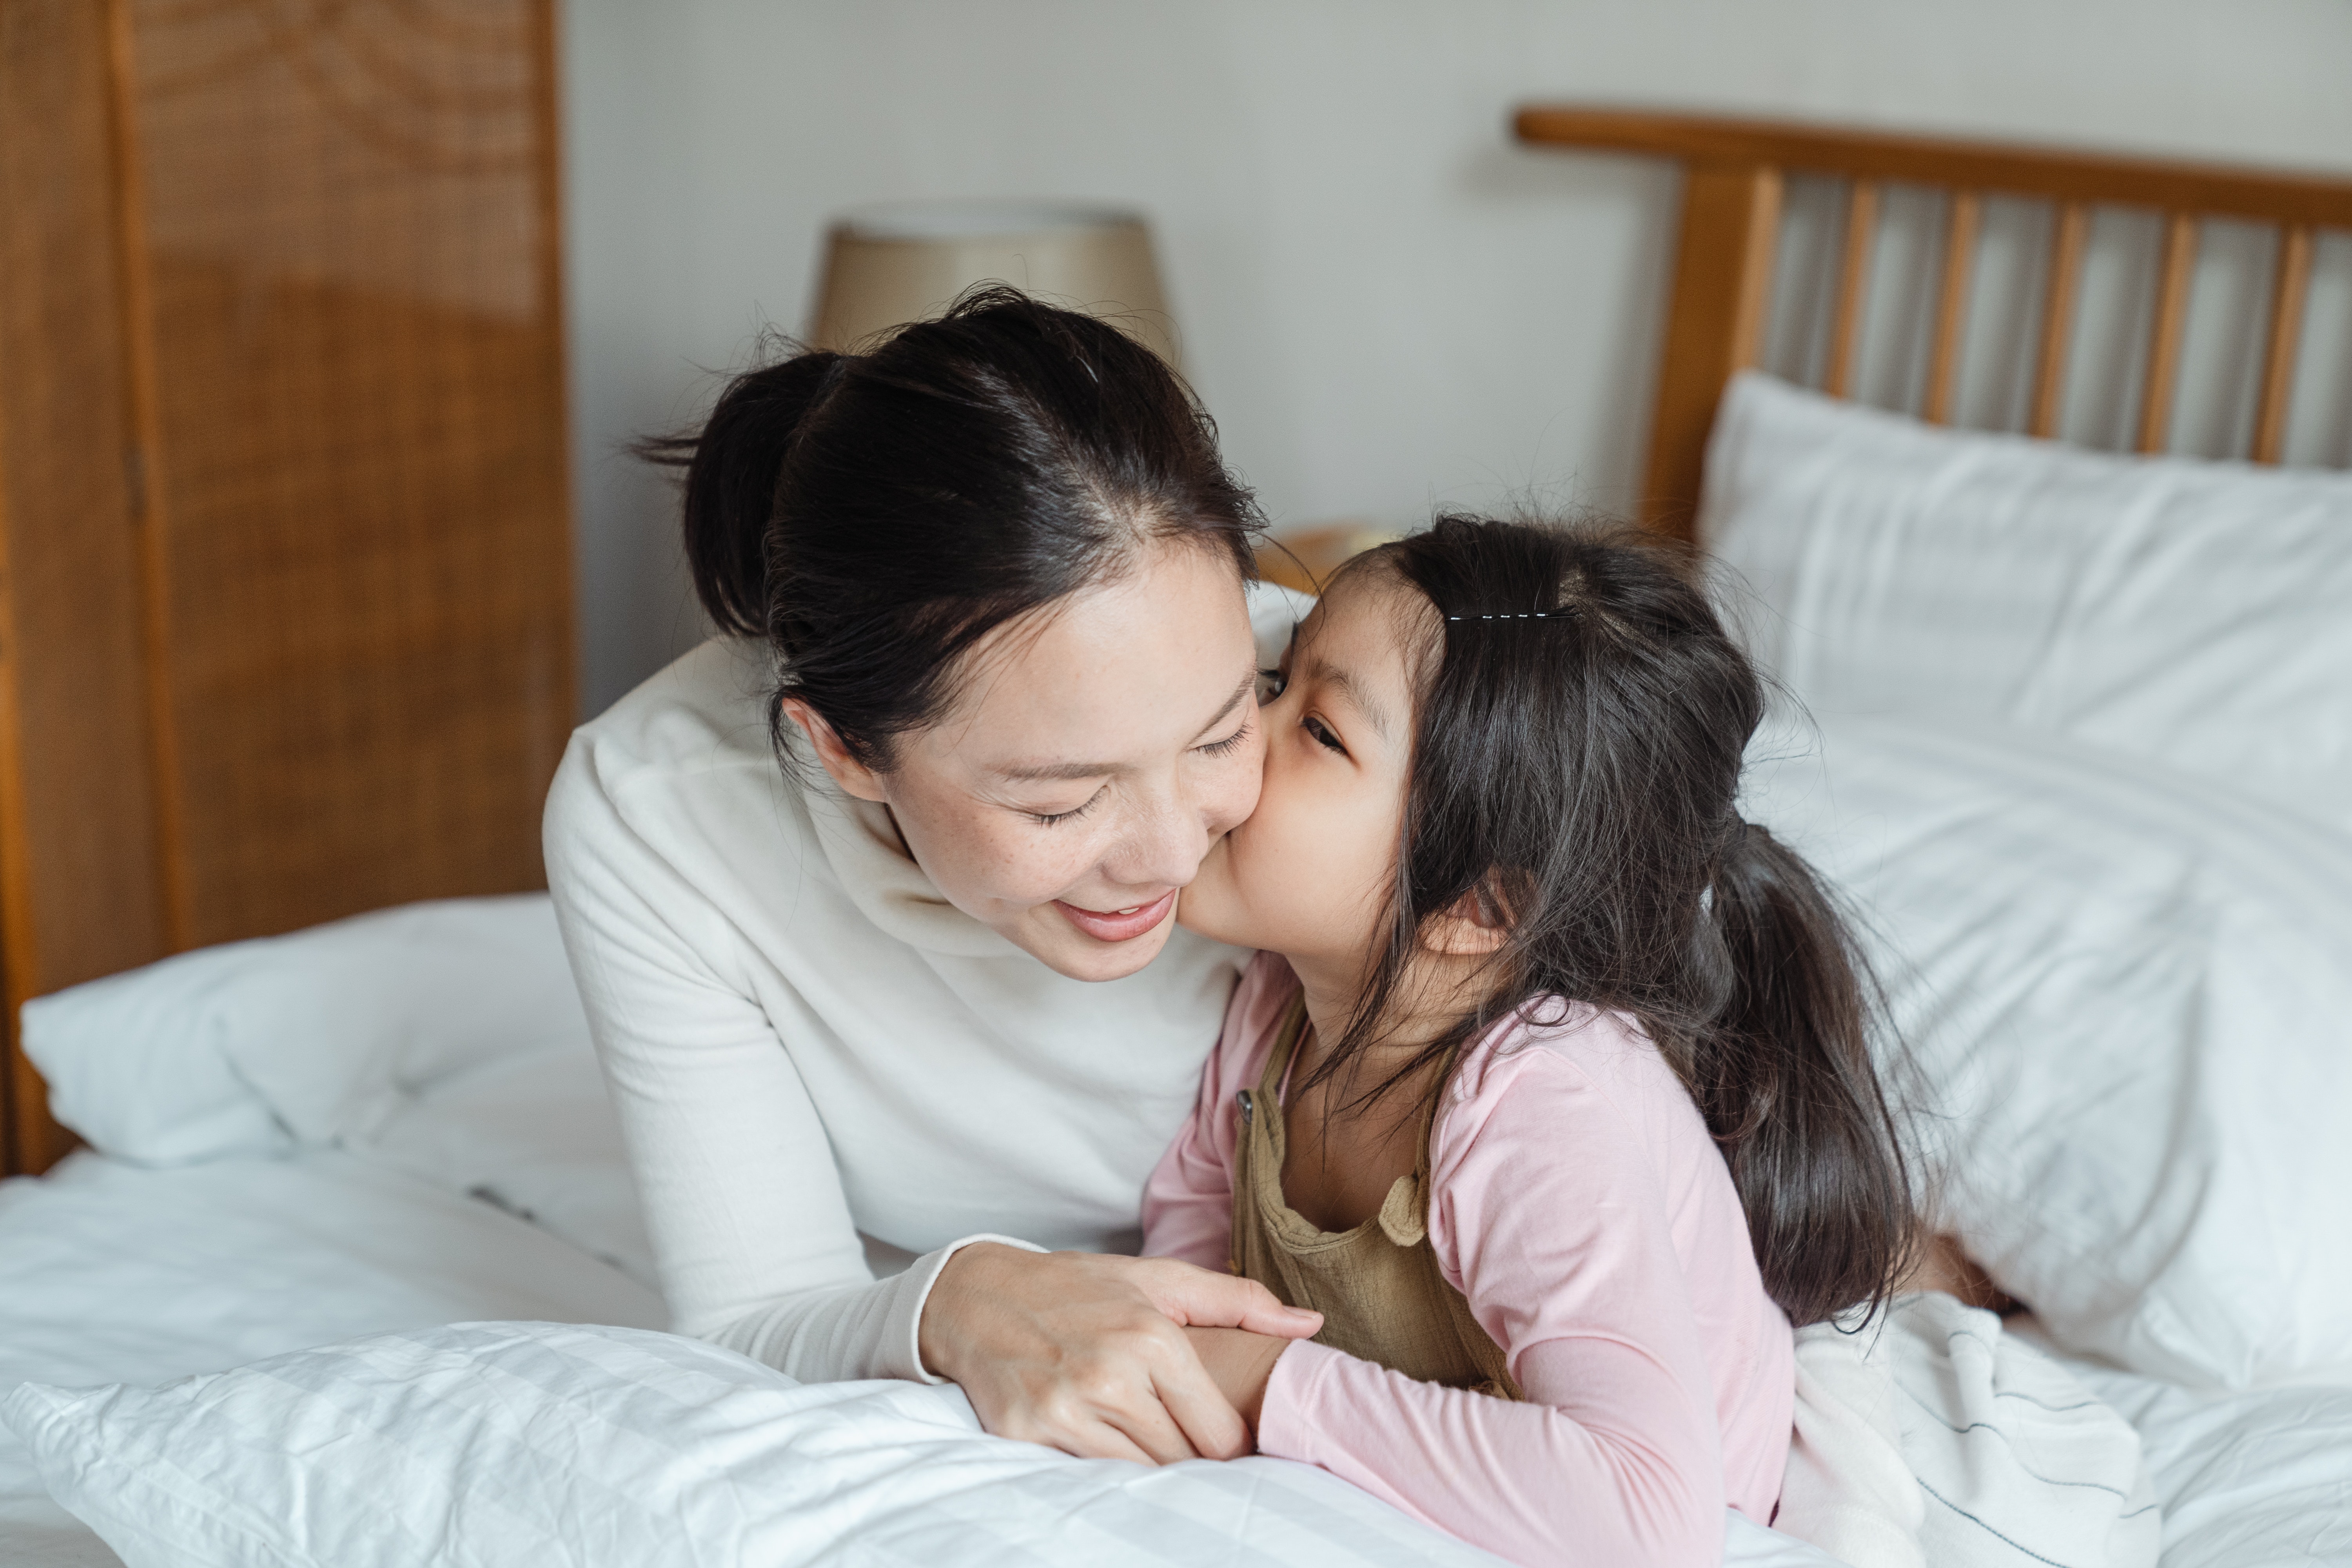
[778, 698, 888, 803]
[1420, 882, 1510, 958]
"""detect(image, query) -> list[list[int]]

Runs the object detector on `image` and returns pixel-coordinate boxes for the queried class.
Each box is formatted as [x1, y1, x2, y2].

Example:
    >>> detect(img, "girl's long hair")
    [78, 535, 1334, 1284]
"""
[1309, 515, 1915, 1327]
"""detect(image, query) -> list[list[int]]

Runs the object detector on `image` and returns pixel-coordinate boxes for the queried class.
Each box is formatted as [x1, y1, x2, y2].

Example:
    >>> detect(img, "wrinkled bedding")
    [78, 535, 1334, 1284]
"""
[5, 1145, 2345, 1567]
[0, 1150, 662, 1568]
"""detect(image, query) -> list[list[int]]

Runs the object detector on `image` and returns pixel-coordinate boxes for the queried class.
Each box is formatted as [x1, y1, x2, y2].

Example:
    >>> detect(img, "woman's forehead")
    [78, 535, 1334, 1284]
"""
[927, 545, 1256, 770]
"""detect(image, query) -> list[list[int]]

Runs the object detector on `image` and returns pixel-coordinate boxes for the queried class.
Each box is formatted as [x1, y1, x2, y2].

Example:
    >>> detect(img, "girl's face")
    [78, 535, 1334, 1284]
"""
[1178, 570, 1426, 975]
[791, 539, 1265, 983]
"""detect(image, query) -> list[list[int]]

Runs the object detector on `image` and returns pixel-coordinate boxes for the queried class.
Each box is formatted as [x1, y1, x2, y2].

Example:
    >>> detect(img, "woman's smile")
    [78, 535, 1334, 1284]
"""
[1054, 889, 1178, 943]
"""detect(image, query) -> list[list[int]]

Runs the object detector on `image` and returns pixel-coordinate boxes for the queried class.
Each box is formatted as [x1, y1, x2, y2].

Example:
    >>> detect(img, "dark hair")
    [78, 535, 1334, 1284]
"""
[1310, 515, 1915, 1328]
[638, 285, 1264, 767]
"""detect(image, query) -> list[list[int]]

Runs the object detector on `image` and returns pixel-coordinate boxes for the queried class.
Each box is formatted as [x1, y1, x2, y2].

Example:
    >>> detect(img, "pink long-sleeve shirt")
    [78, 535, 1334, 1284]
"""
[1143, 953, 1794, 1568]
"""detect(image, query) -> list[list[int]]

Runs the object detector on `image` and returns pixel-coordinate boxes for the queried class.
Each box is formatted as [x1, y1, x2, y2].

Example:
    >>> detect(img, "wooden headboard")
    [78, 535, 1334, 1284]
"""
[0, 1, 572, 1174]
[1514, 107, 2352, 539]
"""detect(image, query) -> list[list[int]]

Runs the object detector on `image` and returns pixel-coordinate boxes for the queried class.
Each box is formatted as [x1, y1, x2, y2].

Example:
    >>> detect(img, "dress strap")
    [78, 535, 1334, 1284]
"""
[1252, 992, 1310, 1106]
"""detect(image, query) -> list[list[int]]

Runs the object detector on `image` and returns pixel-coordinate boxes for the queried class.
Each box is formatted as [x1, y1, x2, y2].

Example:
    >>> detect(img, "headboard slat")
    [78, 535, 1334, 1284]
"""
[2029, 203, 2092, 439]
[1641, 163, 1783, 541]
[2137, 213, 2201, 454]
[1824, 181, 1878, 398]
[2253, 225, 2315, 464]
[1924, 191, 1982, 425]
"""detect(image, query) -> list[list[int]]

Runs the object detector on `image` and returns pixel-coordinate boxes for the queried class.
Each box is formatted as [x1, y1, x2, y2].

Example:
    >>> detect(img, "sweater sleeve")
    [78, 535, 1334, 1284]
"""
[1253, 1049, 1729, 1568]
[543, 735, 1035, 1384]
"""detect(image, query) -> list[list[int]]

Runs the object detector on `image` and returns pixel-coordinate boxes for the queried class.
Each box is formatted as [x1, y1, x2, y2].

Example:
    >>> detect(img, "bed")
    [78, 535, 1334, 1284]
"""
[3, 102, 2350, 1567]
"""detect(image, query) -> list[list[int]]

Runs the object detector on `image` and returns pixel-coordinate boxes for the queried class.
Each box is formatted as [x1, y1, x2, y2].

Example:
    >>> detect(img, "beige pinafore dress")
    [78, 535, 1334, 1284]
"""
[1229, 996, 1524, 1400]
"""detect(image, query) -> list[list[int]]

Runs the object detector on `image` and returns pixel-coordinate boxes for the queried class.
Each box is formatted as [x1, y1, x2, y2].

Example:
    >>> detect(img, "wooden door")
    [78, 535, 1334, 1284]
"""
[0, 0, 573, 1174]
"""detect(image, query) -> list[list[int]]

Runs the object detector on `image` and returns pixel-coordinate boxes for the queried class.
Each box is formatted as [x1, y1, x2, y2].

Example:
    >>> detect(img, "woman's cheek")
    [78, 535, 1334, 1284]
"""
[1200, 728, 1267, 839]
[906, 800, 1080, 914]
[993, 820, 1107, 907]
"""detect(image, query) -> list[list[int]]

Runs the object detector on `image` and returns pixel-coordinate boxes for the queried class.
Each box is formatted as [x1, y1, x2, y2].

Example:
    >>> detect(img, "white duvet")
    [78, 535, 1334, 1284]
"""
[5, 1144, 2345, 1568]
[2, 1152, 1828, 1568]
[0, 1151, 662, 1568]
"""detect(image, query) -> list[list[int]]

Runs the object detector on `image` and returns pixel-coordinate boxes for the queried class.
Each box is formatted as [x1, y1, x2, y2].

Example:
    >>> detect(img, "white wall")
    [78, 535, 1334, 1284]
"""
[560, 0, 2352, 717]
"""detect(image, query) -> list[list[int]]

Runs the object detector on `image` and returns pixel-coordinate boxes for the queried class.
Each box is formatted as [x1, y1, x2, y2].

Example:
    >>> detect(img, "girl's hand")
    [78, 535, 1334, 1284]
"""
[1181, 1326, 1294, 1440]
[919, 1243, 1321, 1465]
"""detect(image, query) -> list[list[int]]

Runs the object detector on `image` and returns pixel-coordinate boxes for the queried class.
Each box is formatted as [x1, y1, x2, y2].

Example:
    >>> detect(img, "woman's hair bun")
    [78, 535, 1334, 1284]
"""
[636, 347, 847, 639]
[637, 287, 1262, 769]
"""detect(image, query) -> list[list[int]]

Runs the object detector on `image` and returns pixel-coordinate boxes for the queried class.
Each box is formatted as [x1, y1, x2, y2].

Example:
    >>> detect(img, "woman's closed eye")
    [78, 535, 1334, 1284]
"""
[1194, 715, 1254, 759]
[1028, 789, 1105, 827]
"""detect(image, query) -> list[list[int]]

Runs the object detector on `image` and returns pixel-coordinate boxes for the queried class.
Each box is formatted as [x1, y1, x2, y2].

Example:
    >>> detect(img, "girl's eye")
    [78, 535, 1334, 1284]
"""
[1029, 791, 1103, 828]
[1303, 716, 1347, 755]
[1194, 716, 1254, 759]
[1256, 668, 1287, 704]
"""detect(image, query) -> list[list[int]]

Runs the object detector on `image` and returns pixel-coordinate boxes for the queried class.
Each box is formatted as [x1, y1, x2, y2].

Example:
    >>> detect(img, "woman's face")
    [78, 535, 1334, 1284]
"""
[1177, 570, 1424, 978]
[796, 539, 1265, 982]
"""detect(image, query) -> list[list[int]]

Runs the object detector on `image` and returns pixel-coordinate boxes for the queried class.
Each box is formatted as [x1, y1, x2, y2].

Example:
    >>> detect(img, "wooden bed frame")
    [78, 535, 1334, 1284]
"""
[1512, 106, 2352, 539]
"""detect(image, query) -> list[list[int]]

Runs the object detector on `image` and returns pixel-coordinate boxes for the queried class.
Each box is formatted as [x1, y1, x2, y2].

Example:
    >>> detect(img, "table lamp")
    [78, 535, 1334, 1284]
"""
[808, 201, 1178, 367]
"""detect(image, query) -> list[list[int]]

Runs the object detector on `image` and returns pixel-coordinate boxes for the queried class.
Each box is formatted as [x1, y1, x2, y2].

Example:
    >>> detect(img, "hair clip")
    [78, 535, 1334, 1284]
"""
[1445, 612, 1561, 621]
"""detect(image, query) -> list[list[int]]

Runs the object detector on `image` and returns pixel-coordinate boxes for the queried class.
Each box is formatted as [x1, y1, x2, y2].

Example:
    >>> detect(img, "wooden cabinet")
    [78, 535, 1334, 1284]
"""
[0, 0, 573, 1174]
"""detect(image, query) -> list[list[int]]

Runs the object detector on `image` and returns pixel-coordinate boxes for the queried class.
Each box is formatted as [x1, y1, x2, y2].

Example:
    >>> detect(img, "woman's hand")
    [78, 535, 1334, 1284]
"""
[919, 1243, 1321, 1465]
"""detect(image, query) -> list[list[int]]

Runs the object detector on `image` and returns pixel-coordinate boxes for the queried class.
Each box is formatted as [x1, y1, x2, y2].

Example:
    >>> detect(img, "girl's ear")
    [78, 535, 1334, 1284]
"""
[1421, 880, 1511, 957]
[779, 697, 888, 803]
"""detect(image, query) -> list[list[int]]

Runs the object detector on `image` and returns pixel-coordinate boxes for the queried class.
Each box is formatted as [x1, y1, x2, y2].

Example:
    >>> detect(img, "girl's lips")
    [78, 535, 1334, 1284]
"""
[1053, 890, 1178, 944]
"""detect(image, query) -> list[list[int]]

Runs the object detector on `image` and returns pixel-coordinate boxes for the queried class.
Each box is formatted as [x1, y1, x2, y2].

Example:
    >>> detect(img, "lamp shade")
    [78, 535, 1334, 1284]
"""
[808, 201, 1177, 367]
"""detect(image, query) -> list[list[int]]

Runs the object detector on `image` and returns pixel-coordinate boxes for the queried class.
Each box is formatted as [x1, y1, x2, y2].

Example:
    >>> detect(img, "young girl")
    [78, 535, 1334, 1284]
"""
[1144, 516, 1914, 1568]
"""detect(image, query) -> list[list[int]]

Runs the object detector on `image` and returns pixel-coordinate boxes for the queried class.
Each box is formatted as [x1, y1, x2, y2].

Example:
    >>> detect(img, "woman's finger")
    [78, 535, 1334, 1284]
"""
[1138, 1259, 1323, 1339]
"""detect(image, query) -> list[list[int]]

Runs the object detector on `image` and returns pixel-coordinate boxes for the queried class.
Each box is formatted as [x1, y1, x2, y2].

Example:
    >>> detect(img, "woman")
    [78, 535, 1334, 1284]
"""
[545, 288, 1323, 1467]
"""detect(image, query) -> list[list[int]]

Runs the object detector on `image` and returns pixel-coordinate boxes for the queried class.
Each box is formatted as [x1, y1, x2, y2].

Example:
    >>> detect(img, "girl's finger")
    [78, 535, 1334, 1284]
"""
[1152, 1358, 1251, 1462]
[1102, 1382, 1203, 1466]
[1060, 1419, 1160, 1467]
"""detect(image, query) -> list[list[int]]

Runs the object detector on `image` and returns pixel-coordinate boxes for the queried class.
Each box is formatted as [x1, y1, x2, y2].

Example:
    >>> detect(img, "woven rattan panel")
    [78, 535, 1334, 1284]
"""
[125, 0, 573, 947]
[0, 2, 176, 1173]
[0, 0, 572, 1171]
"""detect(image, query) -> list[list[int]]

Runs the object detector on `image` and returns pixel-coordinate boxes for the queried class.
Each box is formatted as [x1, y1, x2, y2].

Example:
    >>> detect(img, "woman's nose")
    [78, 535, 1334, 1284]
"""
[1106, 787, 1211, 892]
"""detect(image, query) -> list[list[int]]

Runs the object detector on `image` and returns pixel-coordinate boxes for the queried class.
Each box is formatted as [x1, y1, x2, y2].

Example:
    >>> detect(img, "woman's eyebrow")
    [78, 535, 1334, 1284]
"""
[1305, 656, 1394, 743]
[996, 669, 1256, 782]
[1187, 668, 1258, 744]
[998, 758, 1120, 782]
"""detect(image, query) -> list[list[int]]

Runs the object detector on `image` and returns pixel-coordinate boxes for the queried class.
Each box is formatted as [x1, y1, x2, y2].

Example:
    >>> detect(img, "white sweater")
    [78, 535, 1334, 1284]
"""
[543, 586, 1306, 1382]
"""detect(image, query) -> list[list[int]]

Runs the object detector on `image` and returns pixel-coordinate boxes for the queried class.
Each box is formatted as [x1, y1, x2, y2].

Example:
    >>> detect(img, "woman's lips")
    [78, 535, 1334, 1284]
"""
[1053, 890, 1178, 944]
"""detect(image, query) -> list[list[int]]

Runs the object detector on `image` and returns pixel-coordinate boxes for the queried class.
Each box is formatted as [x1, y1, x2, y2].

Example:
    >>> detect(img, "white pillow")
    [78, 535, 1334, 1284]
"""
[5, 1320, 1635, 1568]
[25, 895, 589, 1164]
[1744, 712, 2352, 1390]
[1704, 371, 2352, 837]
